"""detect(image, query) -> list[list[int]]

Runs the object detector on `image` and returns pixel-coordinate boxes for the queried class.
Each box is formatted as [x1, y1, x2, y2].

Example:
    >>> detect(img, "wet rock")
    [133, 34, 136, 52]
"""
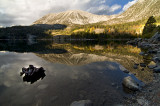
[139, 52, 145, 55]
[133, 64, 139, 69]
[138, 41, 150, 48]
[124, 70, 129, 73]
[153, 66, 160, 73]
[149, 32, 160, 44]
[141, 68, 144, 71]
[148, 65, 157, 69]
[122, 76, 139, 91]
[137, 38, 142, 41]
[137, 98, 149, 106]
[148, 89, 152, 92]
[134, 63, 139, 65]
[119, 65, 129, 73]
[70, 100, 93, 106]
[153, 57, 160, 63]
[148, 50, 157, 54]
[140, 63, 146, 67]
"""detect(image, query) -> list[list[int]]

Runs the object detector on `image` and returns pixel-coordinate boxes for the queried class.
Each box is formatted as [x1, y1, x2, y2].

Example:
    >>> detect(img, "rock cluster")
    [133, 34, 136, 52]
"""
[127, 32, 160, 73]
[124, 32, 160, 105]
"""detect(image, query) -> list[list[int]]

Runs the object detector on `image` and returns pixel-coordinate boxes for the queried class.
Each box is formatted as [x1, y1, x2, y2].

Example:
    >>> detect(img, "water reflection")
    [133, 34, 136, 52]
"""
[0, 40, 153, 83]
[0, 40, 68, 54]
[0, 40, 154, 106]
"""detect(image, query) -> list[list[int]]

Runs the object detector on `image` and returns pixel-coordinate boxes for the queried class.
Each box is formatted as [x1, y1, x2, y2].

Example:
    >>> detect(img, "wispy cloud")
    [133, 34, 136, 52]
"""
[0, 0, 122, 26]
[110, 4, 122, 12]
[87, 4, 121, 15]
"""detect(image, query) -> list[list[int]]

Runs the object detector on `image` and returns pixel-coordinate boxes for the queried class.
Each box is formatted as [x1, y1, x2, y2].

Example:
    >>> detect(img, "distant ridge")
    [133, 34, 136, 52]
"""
[33, 10, 115, 25]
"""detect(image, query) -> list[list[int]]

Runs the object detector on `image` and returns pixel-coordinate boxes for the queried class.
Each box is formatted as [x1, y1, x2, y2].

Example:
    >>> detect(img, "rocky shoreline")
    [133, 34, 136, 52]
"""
[69, 32, 160, 106]
[124, 32, 160, 105]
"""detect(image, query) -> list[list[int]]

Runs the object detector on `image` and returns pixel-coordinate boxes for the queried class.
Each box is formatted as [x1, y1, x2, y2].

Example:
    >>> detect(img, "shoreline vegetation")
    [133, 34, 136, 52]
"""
[0, 16, 160, 40]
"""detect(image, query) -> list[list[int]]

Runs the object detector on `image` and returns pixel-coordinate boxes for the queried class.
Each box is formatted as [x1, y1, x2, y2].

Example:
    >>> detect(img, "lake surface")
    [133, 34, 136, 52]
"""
[0, 40, 153, 106]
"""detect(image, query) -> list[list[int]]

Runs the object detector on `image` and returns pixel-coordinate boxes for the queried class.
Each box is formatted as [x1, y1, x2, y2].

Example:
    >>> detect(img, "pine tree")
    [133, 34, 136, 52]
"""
[142, 16, 157, 35]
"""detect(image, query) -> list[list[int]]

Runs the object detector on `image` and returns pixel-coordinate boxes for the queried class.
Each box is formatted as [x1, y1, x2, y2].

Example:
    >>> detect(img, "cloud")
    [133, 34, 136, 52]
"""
[0, 0, 122, 26]
[123, 0, 138, 11]
[0, 13, 15, 26]
[110, 4, 121, 12]
[87, 4, 121, 15]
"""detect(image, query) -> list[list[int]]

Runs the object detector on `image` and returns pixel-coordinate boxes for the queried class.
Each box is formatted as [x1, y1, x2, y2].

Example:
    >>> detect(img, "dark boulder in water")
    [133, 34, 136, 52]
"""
[20, 65, 46, 84]
[133, 64, 139, 69]
[153, 66, 160, 73]
[140, 63, 146, 67]
[20, 65, 45, 76]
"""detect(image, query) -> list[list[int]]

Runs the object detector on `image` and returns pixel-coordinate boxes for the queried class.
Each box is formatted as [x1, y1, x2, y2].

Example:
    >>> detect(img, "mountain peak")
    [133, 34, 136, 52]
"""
[34, 0, 160, 26]
[33, 10, 114, 25]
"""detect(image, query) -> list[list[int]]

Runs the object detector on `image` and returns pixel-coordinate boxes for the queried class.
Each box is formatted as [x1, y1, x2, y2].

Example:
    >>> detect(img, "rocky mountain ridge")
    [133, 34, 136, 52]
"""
[33, 10, 115, 25]
[104, 0, 160, 24]
[34, 0, 160, 25]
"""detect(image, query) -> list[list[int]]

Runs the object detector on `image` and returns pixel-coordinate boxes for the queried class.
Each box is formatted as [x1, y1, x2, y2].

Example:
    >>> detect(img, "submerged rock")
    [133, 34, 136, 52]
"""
[153, 57, 160, 63]
[148, 61, 157, 69]
[119, 65, 129, 73]
[153, 66, 160, 73]
[139, 52, 145, 56]
[137, 98, 149, 106]
[133, 64, 139, 69]
[148, 50, 157, 54]
[70, 100, 93, 106]
[140, 63, 146, 67]
[122, 76, 139, 91]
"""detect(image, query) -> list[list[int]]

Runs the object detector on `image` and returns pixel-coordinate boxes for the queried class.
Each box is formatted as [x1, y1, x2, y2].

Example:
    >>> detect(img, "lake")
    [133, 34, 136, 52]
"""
[0, 40, 153, 106]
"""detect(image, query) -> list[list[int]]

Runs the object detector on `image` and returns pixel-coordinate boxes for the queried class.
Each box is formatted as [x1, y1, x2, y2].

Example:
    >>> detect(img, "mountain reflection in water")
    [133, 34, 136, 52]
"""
[0, 40, 153, 106]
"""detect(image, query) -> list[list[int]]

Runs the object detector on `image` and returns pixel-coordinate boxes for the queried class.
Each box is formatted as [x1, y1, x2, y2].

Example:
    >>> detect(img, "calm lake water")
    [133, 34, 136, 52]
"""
[0, 40, 152, 106]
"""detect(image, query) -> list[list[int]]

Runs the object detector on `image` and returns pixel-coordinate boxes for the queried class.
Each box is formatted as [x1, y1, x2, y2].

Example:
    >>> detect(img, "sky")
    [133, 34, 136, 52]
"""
[0, 0, 138, 27]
